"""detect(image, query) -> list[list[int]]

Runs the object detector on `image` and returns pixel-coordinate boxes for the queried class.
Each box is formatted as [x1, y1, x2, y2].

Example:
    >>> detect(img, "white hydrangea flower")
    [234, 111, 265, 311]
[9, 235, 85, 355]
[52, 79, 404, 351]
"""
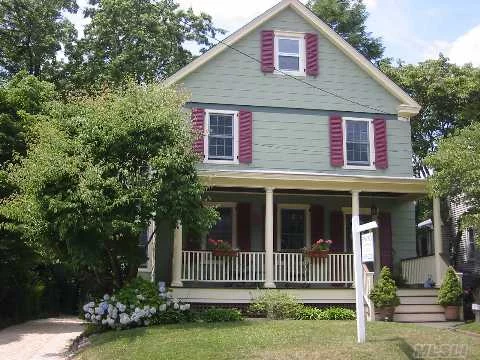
[150, 307, 157, 314]
[102, 319, 108, 325]
[159, 304, 167, 312]
[136, 294, 145, 300]
[179, 304, 186, 311]
[103, 294, 110, 301]
[173, 303, 179, 310]
[184, 304, 190, 310]
[95, 314, 101, 320]
[85, 313, 91, 320]
[107, 318, 115, 327]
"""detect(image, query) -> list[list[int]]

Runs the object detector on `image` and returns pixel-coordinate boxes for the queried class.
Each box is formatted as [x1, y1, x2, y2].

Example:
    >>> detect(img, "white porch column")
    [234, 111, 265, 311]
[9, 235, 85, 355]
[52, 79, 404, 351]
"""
[264, 187, 276, 288]
[171, 221, 183, 287]
[352, 190, 366, 343]
[433, 197, 443, 286]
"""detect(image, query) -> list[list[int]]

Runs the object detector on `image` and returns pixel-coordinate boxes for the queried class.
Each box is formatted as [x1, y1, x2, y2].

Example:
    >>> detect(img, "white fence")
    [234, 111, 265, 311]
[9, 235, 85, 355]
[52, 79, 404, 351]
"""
[182, 251, 265, 282]
[181, 251, 354, 284]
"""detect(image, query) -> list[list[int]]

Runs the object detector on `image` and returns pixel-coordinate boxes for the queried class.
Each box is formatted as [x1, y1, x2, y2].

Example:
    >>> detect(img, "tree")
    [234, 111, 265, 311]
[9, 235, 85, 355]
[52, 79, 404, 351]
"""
[425, 120, 480, 240]
[65, 0, 223, 91]
[1, 83, 216, 289]
[307, 0, 384, 62]
[381, 56, 480, 178]
[0, 72, 56, 324]
[0, 0, 78, 79]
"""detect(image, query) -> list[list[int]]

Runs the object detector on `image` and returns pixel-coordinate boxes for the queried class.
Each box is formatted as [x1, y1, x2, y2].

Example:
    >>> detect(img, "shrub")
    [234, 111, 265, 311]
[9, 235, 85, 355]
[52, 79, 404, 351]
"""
[319, 307, 356, 320]
[249, 290, 301, 319]
[369, 266, 400, 308]
[438, 266, 463, 306]
[293, 305, 324, 320]
[201, 308, 243, 322]
[81, 278, 193, 330]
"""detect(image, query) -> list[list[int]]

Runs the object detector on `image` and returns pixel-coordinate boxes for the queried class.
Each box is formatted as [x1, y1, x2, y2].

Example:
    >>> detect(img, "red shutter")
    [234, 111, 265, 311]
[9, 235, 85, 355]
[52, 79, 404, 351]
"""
[379, 212, 393, 269]
[330, 211, 344, 252]
[329, 115, 344, 167]
[237, 203, 251, 251]
[261, 30, 275, 73]
[191, 108, 205, 156]
[310, 205, 324, 244]
[373, 118, 388, 169]
[305, 33, 318, 76]
[239, 110, 253, 164]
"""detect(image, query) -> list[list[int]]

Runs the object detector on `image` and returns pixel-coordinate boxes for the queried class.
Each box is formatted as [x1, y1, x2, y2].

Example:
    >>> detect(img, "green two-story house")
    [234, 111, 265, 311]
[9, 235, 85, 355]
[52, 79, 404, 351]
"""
[140, 0, 449, 320]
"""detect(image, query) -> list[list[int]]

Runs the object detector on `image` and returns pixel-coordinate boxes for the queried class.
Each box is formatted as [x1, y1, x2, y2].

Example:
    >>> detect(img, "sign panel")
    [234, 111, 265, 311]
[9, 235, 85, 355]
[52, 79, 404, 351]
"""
[361, 232, 374, 263]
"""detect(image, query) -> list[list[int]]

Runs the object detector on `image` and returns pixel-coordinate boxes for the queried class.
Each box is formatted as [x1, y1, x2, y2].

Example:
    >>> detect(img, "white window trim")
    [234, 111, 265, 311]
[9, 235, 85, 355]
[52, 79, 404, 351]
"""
[342, 117, 376, 171]
[204, 109, 239, 164]
[276, 204, 311, 251]
[274, 31, 306, 77]
[203, 202, 237, 249]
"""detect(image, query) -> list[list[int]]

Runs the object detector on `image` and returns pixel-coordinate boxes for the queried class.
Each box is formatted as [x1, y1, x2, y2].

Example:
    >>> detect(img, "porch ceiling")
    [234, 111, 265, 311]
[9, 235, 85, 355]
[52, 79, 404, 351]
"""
[199, 170, 427, 196]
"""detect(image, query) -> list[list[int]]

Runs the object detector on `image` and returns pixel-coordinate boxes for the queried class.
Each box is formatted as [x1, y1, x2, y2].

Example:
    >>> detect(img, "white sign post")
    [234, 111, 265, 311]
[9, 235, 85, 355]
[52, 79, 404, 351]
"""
[352, 220, 378, 344]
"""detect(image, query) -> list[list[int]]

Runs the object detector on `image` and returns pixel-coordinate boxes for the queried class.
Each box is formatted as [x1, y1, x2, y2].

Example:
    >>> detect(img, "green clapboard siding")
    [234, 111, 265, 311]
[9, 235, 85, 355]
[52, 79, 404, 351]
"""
[196, 105, 413, 177]
[180, 7, 401, 114]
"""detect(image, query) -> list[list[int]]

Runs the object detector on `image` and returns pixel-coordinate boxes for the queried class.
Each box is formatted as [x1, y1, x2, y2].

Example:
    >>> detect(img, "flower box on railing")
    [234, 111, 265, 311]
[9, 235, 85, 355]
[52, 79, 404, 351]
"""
[306, 250, 329, 258]
[211, 249, 239, 257]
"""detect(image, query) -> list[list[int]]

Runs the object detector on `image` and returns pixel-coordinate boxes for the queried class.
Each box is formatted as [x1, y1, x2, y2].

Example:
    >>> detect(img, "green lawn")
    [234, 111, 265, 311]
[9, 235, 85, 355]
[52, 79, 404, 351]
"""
[76, 320, 480, 360]
[458, 321, 480, 334]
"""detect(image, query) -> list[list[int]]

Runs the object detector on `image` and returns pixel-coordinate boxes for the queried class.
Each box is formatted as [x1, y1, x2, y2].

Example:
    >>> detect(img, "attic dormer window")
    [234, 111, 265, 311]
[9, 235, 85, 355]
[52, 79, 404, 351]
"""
[274, 32, 305, 76]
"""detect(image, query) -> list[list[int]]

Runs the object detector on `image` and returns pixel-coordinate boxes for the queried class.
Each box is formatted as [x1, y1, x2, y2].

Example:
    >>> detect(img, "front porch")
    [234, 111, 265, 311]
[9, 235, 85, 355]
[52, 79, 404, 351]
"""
[162, 170, 441, 293]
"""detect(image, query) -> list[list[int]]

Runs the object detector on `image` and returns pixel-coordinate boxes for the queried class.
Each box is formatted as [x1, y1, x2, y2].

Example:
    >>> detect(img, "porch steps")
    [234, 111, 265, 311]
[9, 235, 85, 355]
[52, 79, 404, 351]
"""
[394, 288, 445, 323]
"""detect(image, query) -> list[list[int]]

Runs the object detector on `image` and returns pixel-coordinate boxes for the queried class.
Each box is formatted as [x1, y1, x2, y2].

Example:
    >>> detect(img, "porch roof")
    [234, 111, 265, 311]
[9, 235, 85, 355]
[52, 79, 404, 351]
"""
[199, 169, 427, 195]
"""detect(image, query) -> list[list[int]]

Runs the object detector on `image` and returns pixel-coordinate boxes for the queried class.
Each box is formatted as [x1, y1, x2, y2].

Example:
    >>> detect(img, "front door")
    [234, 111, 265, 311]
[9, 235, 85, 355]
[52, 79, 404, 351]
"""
[280, 208, 306, 251]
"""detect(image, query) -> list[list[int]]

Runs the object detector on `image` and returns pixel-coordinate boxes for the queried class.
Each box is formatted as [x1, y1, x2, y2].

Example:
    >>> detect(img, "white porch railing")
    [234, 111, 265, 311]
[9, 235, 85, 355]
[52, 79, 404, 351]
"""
[401, 255, 437, 285]
[182, 251, 265, 282]
[273, 252, 354, 284]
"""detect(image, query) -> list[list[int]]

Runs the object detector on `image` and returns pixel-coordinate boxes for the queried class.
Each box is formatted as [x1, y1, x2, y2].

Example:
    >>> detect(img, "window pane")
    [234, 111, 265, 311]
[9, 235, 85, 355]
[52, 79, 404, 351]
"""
[278, 38, 299, 54]
[281, 209, 305, 250]
[279, 55, 299, 71]
[208, 113, 234, 160]
[209, 207, 233, 242]
[346, 120, 370, 166]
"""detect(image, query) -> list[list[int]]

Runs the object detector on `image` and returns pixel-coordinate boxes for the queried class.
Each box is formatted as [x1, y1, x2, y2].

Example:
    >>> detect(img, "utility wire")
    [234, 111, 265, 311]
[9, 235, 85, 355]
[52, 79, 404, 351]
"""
[184, 21, 389, 115]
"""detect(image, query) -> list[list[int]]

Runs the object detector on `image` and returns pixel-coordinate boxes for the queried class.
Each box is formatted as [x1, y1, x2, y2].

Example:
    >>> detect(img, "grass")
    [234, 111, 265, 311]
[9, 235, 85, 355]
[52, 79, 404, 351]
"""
[76, 320, 480, 360]
[457, 321, 480, 334]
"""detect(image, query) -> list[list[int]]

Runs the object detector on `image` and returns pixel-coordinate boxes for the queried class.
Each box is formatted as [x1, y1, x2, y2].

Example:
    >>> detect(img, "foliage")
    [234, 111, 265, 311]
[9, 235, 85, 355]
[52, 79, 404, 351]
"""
[381, 56, 480, 178]
[0, 0, 78, 80]
[437, 267, 463, 306]
[200, 308, 243, 323]
[1, 82, 217, 289]
[310, 238, 333, 252]
[249, 290, 301, 319]
[293, 305, 325, 320]
[293, 305, 355, 320]
[425, 121, 480, 238]
[369, 266, 400, 308]
[82, 278, 193, 330]
[318, 306, 356, 320]
[207, 239, 236, 251]
[64, 0, 224, 92]
[307, 0, 384, 62]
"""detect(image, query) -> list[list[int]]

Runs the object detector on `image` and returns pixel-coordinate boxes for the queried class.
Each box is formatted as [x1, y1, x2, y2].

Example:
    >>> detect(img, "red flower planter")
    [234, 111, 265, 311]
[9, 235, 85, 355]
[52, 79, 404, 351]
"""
[212, 249, 239, 257]
[307, 250, 329, 258]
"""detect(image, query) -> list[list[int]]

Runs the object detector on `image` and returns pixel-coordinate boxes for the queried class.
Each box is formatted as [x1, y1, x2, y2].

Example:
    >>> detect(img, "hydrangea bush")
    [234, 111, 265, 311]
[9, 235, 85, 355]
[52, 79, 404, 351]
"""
[82, 278, 192, 330]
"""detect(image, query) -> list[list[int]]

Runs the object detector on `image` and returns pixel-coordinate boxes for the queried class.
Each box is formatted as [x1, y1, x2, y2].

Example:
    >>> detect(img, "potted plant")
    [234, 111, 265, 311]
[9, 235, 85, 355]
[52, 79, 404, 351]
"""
[306, 239, 333, 258]
[208, 239, 239, 257]
[438, 266, 463, 320]
[369, 266, 400, 321]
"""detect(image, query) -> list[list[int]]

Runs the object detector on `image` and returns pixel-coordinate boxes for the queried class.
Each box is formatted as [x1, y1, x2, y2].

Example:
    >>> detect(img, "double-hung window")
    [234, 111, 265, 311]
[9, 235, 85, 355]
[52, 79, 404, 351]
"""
[344, 118, 374, 169]
[275, 33, 305, 76]
[205, 110, 238, 163]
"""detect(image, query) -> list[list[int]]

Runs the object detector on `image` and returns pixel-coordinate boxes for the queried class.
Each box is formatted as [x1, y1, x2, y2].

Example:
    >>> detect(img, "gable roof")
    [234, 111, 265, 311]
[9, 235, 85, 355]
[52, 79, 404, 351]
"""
[164, 0, 420, 117]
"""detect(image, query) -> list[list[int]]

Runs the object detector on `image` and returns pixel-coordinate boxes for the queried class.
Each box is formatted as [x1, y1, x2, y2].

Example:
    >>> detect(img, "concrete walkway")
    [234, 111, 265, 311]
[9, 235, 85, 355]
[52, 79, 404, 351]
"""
[0, 317, 84, 360]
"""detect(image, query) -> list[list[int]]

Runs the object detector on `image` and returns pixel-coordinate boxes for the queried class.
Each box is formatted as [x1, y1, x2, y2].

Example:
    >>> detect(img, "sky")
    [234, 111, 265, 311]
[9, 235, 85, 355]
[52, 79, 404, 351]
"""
[68, 0, 480, 66]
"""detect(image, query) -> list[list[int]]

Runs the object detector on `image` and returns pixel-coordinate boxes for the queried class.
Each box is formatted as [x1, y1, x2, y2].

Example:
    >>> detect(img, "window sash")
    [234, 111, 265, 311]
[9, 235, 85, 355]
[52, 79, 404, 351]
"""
[208, 113, 234, 160]
[276, 36, 302, 72]
[345, 120, 371, 166]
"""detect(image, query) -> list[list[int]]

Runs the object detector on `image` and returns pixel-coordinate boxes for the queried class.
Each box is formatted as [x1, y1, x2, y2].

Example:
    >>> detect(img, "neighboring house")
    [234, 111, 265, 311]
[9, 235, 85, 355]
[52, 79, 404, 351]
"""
[140, 0, 447, 312]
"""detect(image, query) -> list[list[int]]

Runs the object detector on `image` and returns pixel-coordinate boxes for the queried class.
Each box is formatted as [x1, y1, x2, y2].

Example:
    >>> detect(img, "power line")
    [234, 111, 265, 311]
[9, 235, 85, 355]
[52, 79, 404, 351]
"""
[183, 20, 389, 115]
